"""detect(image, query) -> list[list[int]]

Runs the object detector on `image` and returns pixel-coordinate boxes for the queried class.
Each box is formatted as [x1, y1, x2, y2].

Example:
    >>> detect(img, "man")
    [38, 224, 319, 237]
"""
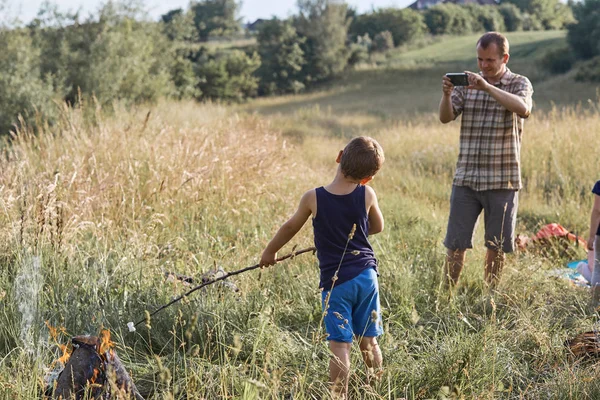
[439, 31, 533, 289]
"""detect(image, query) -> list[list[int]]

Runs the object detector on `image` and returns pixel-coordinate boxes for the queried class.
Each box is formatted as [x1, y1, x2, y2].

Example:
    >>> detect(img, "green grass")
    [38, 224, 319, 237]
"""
[1, 33, 600, 399]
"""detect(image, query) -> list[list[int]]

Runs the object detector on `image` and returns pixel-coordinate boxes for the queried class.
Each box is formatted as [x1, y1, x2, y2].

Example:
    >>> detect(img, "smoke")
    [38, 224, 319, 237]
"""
[14, 255, 43, 353]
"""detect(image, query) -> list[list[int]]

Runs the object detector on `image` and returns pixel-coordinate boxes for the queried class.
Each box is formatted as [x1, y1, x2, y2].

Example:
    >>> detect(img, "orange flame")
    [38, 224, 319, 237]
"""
[98, 329, 115, 356]
[45, 321, 71, 366]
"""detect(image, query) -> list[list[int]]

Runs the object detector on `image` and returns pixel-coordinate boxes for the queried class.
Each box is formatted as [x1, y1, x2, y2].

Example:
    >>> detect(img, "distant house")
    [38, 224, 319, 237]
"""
[245, 19, 266, 33]
[408, 0, 498, 10]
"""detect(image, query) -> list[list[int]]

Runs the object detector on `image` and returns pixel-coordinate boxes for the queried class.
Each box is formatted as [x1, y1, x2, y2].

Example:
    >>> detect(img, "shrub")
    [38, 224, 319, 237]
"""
[424, 4, 474, 35]
[0, 28, 58, 135]
[372, 30, 394, 53]
[541, 46, 575, 74]
[464, 4, 505, 32]
[196, 49, 261, 101]
[349, 8, 426, 48]
[347, 34, 371, 67]
[574, 56, 600, 82]
[498, 3, 524, 32]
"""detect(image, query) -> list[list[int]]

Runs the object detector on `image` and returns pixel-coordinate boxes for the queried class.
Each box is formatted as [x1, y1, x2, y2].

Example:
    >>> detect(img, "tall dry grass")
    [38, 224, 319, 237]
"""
[0, 95, 600, 398]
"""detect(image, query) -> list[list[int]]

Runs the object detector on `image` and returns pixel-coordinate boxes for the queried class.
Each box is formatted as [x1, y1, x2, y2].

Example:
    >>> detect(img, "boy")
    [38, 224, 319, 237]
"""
[260, 136, 385, 399]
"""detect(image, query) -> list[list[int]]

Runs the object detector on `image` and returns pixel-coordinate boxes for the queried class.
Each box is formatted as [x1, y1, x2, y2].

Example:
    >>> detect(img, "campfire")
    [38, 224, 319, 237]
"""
[47, 328, 143, 400]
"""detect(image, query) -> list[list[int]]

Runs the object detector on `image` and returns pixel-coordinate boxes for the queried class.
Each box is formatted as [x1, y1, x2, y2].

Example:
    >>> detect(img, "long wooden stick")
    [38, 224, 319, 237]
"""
[133, 246, 316, 328]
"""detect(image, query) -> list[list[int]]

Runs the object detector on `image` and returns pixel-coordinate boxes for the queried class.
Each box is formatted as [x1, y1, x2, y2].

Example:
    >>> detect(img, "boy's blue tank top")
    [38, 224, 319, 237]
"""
[313, 185, 377, 290]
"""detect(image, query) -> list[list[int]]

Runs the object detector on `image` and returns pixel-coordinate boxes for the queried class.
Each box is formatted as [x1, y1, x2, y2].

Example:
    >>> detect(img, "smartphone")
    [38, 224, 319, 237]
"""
[446, 73, 469, 86]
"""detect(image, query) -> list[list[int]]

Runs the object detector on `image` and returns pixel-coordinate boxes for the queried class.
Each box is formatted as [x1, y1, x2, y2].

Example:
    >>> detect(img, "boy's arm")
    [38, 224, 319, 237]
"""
[260, 190, 315, 266]
[366, 185, 384, 235]
[588, 194, 600, 251]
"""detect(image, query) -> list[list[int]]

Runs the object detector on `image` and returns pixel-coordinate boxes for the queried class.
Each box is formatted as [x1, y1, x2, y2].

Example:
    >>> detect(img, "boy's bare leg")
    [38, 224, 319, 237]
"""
[329, 341, 351, 399]
[358, 336, 382, 384]
[484, 248, 505, 289]
[444, 248, 466, 287]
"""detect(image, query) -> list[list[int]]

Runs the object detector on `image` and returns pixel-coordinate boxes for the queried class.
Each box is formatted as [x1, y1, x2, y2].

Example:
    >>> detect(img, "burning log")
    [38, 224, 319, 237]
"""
[51, 330, 144, 400]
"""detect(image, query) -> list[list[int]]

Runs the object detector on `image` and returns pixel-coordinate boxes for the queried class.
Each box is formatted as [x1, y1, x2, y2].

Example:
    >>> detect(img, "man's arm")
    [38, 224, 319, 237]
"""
[466, 72, 531, 118]
[260, 190, 315, 266]
[439, 76, 456, 124]
[366, 186, 384, 235]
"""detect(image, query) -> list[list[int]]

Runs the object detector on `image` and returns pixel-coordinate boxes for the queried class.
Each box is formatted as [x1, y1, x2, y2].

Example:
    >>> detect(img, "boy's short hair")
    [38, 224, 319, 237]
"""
[477, 32, 509, 57]
[340, 136, 384, 180]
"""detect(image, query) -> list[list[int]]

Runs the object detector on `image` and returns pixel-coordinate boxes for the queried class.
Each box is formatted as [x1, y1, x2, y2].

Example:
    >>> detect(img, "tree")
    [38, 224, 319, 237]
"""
[464, 4, 505, 32]
[294, 0, 350, 84]
[196, 49, 261, 101]
[41, 3, 176, 108]
[503, 0, 575, 29]
[190, 0, 241, 41]
[498, 3, 524, 31]
[349, 8, 426, 48]
[256, 18, 306, 95]
[424, 4, 474, 35]
[0, 28, 58, 135]
[567, 0, 600, 59]
[160, 8, 198, 42]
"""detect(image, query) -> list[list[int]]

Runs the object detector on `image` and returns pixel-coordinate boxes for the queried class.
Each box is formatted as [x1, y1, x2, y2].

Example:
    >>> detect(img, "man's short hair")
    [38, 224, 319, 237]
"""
[340, 136, 384, 180]
[477, 32, 509, 57]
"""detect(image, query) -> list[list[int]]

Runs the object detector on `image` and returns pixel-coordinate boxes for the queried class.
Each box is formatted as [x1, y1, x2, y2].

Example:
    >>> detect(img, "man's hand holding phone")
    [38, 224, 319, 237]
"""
[443, 71, 489, 93]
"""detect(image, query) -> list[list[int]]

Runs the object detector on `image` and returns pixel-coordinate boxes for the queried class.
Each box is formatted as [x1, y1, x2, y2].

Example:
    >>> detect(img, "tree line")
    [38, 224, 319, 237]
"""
[0, 0, 598, 135]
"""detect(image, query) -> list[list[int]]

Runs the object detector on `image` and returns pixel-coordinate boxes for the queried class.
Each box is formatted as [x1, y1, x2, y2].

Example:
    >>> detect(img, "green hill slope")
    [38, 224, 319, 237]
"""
[242, 31, 599, 120]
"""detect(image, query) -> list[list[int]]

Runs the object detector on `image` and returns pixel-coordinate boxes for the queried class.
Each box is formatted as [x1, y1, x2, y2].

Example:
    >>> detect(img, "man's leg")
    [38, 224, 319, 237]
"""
[482, 189, 518, 289]
[358, 336, 382, 383]
[329, 341, 352, 399]
[484, 247, 505, 288]
[444, 186, 481, 287]
[444, 248, 467, 287]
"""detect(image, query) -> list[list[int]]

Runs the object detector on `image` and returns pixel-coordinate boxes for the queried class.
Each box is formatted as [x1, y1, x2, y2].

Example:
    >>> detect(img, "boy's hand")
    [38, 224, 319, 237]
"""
[260, 251, 277, 268]
[588, 236, 595, 251]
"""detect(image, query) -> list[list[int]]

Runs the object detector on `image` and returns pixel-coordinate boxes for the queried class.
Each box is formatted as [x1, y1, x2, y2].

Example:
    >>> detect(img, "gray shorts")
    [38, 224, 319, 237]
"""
[444, 185, 518, 253]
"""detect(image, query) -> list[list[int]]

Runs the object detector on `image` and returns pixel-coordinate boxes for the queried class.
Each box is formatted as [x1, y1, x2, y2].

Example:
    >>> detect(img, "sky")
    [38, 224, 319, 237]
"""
[8, 0, 414, 24]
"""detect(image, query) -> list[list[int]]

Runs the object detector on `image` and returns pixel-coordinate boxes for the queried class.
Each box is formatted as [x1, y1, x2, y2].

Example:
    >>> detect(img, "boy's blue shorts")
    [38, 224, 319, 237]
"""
[321, 267, 383, 343]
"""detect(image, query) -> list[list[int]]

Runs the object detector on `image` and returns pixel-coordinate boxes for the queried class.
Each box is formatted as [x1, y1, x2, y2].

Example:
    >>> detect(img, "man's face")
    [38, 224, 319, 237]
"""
[477, 43, 509, 80]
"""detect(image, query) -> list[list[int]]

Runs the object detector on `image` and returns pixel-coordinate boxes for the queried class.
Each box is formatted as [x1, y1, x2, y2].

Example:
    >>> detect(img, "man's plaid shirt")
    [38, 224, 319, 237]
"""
[451, 68, 533, 191]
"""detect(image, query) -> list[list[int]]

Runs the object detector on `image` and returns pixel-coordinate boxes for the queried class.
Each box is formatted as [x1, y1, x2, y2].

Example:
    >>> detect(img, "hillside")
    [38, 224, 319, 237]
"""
[241, 30, 599, 120]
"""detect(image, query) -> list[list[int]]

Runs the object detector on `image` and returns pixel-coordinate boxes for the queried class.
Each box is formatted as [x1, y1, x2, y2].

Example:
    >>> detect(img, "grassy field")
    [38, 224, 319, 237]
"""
[1, 32, 600, 399]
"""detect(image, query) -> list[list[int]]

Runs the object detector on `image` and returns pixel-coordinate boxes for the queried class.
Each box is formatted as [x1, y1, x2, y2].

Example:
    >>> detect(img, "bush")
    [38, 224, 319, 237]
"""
[464, 4, 505, 32]
[504, 0, 575, 30]
[196, 49, 261, 101]
[372, 31, 394, 53]
[349, 8, 426, 48]
[574, 56, 600, 82]
[541, 46, 575, 74]
[30, 4, 176, 109]
[424, 4, 474, 35]
[498, 3, 524, 32]
[0, 28, 58, 135]
[347, 34, 371, 67]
